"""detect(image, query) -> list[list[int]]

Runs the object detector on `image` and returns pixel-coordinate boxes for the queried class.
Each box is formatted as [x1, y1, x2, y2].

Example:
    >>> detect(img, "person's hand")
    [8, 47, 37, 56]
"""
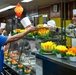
[26, 25, 38, 33]
[49, 26, 57, 30]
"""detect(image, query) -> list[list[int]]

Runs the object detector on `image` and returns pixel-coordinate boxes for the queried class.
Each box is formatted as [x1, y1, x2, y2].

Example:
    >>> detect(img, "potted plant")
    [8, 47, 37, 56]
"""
[39, 41, 56, 54]
[37, 27, 50, 39]
[54, 45, 68, 58]
[66, 46, 76, 62]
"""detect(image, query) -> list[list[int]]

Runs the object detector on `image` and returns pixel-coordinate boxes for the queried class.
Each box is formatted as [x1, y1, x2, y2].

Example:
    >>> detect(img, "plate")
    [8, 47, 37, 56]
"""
[41, 52, 53, 55]
[39, 49, 52, 55]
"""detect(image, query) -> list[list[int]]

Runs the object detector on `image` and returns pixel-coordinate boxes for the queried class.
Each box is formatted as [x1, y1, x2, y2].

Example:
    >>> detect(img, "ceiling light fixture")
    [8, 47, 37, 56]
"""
[21, 0, 33, 2]
[0, 5, 15, 12]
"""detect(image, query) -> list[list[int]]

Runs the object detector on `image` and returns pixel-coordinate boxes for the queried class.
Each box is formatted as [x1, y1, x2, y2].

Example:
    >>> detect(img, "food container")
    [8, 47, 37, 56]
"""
[9, 51, 19, 60]
[17, 64, 24, 74]
[20, 17, 32, 28]
[18, 64, 23, 69]
[4, 59, 7, 63]
[21, 55, 36, 66]
[56, 54, 62, 58]
[4, 56, 8, 63]
[12, 65, 17, 70]
[69, 57, 76, 62]
[24, 69, 31, 75]
[18, 69, 23, 75]
[7, 62, 11, 67]
[12, 61, 18, 70]
[4, 51, 8, 56]
[7, 58, 12, 66]
[56, 54, 67, 59]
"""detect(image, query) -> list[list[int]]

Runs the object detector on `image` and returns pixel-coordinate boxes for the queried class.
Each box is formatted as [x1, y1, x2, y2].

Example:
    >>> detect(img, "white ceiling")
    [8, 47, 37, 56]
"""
[0, 0, 74, 18]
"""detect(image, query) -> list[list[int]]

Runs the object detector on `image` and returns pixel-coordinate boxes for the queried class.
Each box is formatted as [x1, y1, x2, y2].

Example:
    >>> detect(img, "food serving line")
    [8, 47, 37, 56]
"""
[2, 29, 68, 75]
[2, 37, 37, 75]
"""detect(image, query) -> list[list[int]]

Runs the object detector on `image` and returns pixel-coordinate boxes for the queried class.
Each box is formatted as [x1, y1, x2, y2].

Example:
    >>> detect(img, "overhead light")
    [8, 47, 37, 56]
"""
[0, 5, 15, 12]
[42, 15, 48, 17]
[21, 0, 33, 2]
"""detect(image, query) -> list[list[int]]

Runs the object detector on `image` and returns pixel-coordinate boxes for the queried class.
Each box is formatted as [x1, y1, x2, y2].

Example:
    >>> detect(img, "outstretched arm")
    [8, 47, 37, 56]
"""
[5, 26, 37, 44]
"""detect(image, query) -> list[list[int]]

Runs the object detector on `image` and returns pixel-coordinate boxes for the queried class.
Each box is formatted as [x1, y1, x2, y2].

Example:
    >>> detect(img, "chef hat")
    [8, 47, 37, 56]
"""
[73, 9, 76, 15]
[47, 20, 56, 27]
[0, 23, 6, 29]
[20, 17, 32, 28]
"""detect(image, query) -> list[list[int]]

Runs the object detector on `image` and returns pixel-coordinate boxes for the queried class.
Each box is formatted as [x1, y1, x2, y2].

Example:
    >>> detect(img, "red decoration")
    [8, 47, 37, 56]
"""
[14, 3, 23, 18]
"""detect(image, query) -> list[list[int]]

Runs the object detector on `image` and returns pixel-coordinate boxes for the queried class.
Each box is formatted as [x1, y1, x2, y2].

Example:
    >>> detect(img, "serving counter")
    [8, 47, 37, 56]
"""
[35, 52, 76, 75]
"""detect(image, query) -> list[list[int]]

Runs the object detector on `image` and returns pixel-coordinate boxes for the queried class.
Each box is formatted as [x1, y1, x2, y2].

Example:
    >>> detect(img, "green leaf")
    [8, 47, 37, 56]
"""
[66, 54, 74, 57]
[39, 49, 51, 54]
[26, 33, 33, 37]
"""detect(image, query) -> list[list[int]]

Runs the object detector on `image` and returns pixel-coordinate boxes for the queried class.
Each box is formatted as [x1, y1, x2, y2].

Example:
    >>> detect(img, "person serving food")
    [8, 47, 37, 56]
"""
[47, 9, 76, 47]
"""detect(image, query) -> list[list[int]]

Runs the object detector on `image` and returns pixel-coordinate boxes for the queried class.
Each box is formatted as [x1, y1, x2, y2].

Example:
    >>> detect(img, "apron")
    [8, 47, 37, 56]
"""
[72, 38, 76, 47]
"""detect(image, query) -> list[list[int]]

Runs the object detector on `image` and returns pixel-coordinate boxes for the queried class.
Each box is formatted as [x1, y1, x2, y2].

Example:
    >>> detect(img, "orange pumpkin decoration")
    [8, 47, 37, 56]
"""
[14, 3, 23, 18]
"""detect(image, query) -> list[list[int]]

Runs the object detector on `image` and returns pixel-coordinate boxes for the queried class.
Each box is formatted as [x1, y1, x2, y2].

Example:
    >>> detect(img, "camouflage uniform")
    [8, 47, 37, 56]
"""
[58, 24, 76, 38]
[66, 24, 76, 38]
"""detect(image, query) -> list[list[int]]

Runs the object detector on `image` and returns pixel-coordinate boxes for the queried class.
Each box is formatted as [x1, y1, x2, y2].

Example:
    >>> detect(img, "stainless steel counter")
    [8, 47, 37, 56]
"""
[35, 52, 76, 75]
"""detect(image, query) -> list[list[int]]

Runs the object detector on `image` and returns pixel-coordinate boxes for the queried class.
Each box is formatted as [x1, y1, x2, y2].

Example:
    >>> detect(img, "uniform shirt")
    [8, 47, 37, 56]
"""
[0, 35, 8, 73]
[66, 24, 76, 38]
[58, 24, 76, 38]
